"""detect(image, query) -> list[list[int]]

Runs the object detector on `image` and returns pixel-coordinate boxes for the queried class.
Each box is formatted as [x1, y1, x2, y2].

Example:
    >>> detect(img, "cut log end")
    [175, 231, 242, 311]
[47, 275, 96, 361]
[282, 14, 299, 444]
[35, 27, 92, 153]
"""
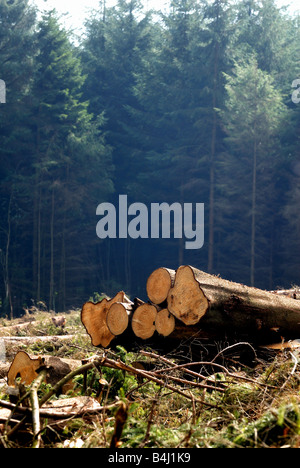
[7, 351, 43, 386]
[7, 352, 77, 393]
[81, 291, 128, 347]
[106, 302, 132, 336]
[146, 268, 175, 305]
[167, 265, 209, 325]
[155, 308, 175, 337]
[131, 304, 158, 340]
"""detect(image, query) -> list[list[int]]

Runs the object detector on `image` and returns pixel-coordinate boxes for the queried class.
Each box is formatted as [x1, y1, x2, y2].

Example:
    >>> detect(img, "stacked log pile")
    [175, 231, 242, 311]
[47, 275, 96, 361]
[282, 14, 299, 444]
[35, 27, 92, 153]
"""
[81, 265, 300, 350]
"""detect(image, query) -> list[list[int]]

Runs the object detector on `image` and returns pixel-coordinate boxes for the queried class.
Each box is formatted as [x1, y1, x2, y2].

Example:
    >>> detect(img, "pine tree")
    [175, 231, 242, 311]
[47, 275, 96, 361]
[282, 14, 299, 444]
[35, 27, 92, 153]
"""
[132, 0, 233, 271]
[280, 77, 300, 286]
[233, 0, 299, 89]
[29, 10, 113, 310]
[81, 0, 155, 293]
[221, 56, 286, 287]
[0, 0, 37, 317]
[82, 0, 153, 193]
[197, 0, 233, 273]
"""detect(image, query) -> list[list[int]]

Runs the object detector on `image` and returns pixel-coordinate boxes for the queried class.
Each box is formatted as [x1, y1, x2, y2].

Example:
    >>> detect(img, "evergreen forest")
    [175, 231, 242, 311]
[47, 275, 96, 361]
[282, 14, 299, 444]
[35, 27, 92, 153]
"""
[0, 0, 300, 318]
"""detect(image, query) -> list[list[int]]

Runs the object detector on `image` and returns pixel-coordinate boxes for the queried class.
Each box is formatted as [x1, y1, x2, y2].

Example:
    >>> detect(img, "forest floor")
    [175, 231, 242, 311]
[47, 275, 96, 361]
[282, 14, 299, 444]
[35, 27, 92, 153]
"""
[1, 308, 300, 449]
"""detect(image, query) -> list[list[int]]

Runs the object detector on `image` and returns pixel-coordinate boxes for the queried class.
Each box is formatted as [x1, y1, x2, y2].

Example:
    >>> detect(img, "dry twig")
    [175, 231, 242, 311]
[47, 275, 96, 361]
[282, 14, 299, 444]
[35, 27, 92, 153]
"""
[30, 370, 47, 448]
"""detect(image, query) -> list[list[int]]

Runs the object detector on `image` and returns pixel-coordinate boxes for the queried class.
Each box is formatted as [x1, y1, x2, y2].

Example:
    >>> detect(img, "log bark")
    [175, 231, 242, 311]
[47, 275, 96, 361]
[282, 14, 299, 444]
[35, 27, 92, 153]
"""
[155, 310, 213, 341]
[81, 291, 129, 347]
[167, 265, 300, 340]
[270, 288, 300, 299]
[146, 268, 176, 305]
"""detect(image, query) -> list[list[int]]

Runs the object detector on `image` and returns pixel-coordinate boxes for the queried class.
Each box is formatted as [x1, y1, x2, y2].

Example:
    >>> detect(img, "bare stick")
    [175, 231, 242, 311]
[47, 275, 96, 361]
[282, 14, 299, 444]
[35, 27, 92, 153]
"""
[30, 370, 47, 448]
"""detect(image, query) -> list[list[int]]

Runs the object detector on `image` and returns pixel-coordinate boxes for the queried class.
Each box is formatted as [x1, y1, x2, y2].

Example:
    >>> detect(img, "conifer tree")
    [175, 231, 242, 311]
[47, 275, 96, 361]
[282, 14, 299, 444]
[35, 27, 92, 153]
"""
[0, 0, 37, 317]
[82, 0, 153, 193]
[81, 0, 155, 292]
[30, 10, 114, 310]
[221, 56, 286, 287]
[133, 0, 232, 271]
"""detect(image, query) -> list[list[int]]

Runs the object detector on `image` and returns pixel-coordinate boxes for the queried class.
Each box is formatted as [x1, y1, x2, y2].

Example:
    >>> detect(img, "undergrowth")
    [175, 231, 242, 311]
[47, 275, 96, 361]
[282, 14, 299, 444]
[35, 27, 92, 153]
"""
[1, 311, 300, 448]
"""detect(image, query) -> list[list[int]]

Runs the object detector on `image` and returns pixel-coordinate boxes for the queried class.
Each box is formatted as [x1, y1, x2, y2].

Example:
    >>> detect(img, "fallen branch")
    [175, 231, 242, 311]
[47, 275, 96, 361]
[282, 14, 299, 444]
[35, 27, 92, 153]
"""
[39, 355, 219, 408]
[140, 350, 277, 389]
[0, 316, 67, 336]
[0, 320, 39, 335]
[30, 370, 47, 448]
[0, 396, 123, 420]
[1, 334, 83, 344]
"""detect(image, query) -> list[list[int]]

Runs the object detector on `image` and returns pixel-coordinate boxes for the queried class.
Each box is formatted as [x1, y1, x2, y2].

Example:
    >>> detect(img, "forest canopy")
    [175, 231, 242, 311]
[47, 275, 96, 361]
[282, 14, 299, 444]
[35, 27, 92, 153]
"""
[0, 0, 299, 317]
